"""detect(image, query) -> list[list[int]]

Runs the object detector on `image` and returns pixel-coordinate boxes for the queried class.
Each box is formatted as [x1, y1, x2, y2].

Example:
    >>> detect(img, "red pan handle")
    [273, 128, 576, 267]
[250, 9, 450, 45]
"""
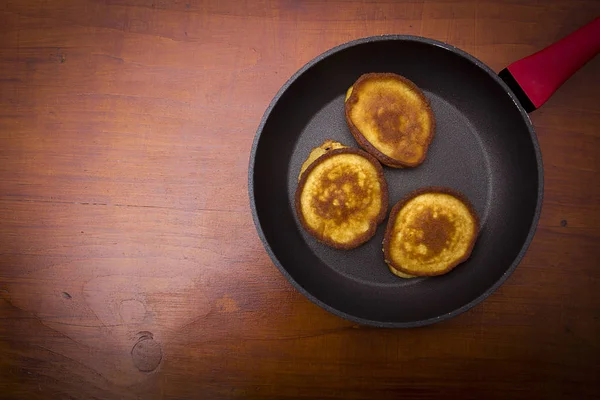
[499, 17, 600, 112]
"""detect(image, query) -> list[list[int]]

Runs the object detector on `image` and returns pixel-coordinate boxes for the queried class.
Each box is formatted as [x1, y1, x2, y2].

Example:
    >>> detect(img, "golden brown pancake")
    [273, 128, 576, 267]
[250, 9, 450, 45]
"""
[295, 141, 388, 249]
[345, 73, 435, 168]
[388, 264, 418, 279]
[298, 140, 348, 180]
[383, 187, 479, 277]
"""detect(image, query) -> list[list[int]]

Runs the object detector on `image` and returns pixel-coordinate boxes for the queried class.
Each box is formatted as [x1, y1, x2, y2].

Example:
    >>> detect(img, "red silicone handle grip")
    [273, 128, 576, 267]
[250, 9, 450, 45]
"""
[507, 17, 600, 109]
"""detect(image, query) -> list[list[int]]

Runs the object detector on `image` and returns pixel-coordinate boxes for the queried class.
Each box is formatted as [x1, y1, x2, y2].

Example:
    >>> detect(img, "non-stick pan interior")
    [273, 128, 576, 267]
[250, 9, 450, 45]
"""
[250, 37, 542, 326]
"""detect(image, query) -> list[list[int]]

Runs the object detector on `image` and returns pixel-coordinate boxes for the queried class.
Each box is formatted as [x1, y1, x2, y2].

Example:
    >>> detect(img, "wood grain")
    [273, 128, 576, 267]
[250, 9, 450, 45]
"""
[1, 1, 599, 399]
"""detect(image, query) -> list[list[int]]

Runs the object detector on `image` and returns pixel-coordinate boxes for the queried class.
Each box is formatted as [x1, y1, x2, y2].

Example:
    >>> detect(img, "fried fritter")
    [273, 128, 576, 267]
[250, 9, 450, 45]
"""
[298, 140, 348, 181]
[345, 73, 435, 168]
[383, 187, 479, 277]
[296, 141, 388, 249]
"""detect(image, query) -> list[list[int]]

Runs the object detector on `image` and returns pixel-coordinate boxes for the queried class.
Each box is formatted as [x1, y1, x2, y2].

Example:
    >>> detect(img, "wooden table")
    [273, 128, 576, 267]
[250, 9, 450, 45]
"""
[1, 1, 599, 399]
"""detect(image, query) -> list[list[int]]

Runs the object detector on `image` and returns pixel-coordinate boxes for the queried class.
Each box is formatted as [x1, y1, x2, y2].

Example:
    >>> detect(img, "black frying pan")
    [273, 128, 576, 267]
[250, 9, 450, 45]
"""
[249, 19, 600, 327]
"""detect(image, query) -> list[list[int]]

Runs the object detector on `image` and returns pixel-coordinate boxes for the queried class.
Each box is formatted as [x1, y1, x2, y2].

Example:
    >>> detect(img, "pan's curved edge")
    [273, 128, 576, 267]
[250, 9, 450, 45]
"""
[248, 35, 544, 328]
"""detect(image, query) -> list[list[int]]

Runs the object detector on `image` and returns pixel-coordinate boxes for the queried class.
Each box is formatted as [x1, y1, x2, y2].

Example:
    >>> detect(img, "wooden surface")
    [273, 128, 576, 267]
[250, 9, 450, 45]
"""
[1, 1, 599, 399]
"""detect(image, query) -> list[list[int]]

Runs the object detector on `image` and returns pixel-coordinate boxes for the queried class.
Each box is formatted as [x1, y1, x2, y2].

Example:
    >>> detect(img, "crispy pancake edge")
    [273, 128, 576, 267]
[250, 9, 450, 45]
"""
[295, 147, 389, 250]
[382, 187, 480, 276]
[345, 73, 436, 168]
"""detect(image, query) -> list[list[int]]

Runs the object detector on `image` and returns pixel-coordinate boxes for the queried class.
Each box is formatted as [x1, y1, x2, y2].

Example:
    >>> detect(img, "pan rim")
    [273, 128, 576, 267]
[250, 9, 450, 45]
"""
[248, 34, 544, 328]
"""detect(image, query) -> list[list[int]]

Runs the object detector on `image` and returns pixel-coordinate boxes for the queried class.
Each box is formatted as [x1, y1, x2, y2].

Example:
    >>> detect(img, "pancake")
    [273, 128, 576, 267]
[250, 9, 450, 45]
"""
[295, 141, 388, 249]
[345, 73, 435, 168]
[298, 139, 348, 180]
[388, 264, 418, 279]
[383, 187, 479, 277]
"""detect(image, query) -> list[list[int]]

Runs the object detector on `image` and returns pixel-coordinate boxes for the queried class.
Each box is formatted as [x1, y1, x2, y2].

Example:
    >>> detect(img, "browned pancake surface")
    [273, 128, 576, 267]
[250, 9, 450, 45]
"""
[383, 187, 479, 276]
[345, 73, 435, 168]
[296, 143, 388, 249]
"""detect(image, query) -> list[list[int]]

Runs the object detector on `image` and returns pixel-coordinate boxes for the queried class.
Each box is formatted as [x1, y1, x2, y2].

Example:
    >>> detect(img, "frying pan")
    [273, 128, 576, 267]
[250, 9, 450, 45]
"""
[249, 18, 600, 327]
